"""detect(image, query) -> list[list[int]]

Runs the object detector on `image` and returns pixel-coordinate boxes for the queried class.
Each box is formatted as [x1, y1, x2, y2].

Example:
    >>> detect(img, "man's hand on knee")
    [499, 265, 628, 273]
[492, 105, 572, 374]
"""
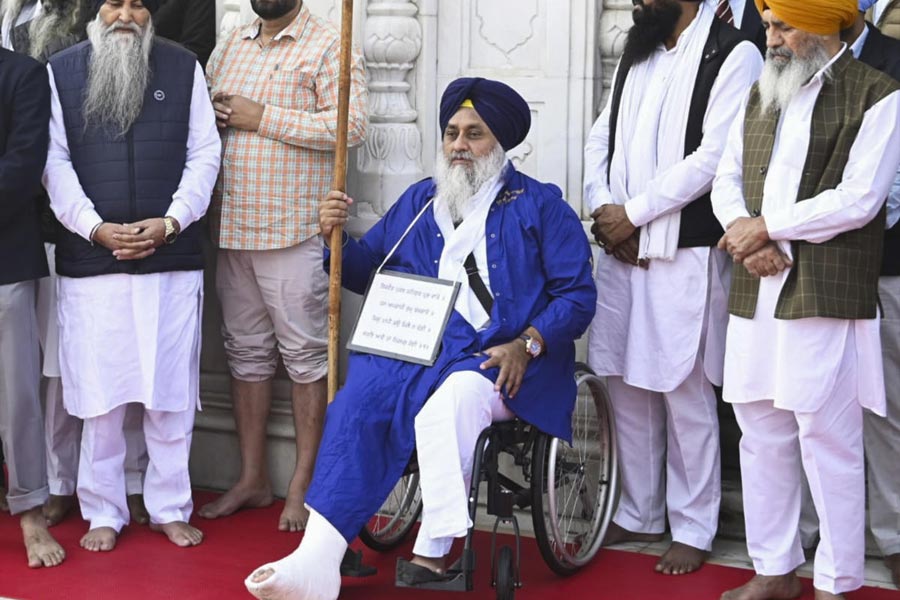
[479, 340, 531, 399]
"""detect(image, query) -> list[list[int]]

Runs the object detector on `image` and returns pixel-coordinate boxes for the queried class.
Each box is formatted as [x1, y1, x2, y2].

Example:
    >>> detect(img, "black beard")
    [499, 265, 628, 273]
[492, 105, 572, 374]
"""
[250, 0, 299, 20]
[621, 0, 683, 65]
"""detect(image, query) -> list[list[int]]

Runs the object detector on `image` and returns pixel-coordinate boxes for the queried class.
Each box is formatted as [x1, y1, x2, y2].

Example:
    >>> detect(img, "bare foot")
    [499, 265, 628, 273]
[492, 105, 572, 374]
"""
[43, 494, 75, 527]
[279, 479, 309, 532]
[720, 574, 803, 600]
[198, 481, 273, 520]
[655, 541, 709, 575]
[0, 486, 8, 512]
[602, 521, 665, 546]
[21, 507, 66, 567]
[813, 591, 844, 600]
[127, 494, 150, 525]
[149, 521, 204, 547]
[886, 553, 900, 589]
[80, 526, 118, 552]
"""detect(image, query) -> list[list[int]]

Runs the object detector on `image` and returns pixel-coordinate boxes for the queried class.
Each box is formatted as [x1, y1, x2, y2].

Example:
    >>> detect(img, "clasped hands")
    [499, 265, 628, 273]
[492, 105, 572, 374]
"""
[717, 216, 792, 277]
[93, 217, 177, 261]
[591, 204, 647, 268]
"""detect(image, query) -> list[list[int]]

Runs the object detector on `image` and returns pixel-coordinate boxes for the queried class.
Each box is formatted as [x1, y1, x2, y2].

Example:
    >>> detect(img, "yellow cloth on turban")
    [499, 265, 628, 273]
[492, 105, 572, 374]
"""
[754, 0, 857, 34]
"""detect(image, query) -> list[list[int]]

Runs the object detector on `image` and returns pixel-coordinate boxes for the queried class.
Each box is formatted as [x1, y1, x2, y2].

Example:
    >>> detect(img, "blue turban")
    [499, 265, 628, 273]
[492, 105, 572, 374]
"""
[858, 0, 877, 10]
[439, 78, 531, 151]
[93, 0, 160, 13]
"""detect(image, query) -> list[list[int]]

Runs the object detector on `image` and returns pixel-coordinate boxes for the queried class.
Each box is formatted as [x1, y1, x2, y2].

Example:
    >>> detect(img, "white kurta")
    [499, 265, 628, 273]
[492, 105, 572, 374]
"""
[43, 61, 221, 419]
[584, 33, 762, 392]
[711, 46, 900, 416]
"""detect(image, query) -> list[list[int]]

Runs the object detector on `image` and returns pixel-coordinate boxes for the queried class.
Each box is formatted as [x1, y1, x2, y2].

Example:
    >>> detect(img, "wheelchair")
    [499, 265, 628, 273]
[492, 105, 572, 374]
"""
[346, 362, 619, 599]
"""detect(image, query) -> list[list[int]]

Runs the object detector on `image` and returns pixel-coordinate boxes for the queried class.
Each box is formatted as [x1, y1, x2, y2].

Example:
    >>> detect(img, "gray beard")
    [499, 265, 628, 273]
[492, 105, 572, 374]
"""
[434, 144, 507, 224]
[1, 0, 28, 28]
[83, 15, 154, 138]
[28, 2, 84, 61]
[758, 41, 832, 115]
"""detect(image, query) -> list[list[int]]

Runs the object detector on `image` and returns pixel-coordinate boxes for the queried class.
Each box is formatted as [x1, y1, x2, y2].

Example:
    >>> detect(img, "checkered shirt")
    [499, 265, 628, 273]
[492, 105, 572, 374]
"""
[206, 6, 368, 250]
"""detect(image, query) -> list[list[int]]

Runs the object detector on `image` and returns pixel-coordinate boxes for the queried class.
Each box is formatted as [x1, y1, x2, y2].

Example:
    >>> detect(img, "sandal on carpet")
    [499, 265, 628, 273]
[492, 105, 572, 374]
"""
[395, 558, 452, 586]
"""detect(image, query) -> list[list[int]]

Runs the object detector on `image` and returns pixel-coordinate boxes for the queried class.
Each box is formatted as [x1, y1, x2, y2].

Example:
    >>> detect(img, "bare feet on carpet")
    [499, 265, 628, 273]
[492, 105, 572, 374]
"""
[655, 541, 709, 575]
[21, 507, 65, 567]
[886, 553, 900, 589]
[720, 574, 803, 600]
[198, 481, 273, 520]
[127, 493, 150, 525]
[0, 486, 9, 512]
[279, 478, 309, 532]
[43, 494, 75, 526]
[601, 521, 664, 546]
[80, 526, 117, 552]
[150, 521, 204, 547]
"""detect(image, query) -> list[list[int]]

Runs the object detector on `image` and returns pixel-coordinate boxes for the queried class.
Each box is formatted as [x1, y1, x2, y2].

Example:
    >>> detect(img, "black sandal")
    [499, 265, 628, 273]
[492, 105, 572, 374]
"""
[395, 558, 452, 586]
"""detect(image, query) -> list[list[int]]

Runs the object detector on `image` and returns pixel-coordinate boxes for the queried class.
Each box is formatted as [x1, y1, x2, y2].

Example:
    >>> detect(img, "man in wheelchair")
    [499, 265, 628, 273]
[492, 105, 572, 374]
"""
[245, 77, 597, 600]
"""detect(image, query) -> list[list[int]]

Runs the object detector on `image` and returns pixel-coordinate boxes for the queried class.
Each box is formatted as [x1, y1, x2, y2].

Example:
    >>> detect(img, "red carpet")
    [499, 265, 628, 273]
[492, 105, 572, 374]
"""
[0, 491, 894, 600]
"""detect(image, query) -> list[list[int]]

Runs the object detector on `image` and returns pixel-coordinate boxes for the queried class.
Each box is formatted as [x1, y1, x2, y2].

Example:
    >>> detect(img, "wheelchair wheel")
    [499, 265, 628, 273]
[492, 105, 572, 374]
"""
[359, 470, 423, 551]
[530, 363, 619, 575]
[495, 545, 515, 600]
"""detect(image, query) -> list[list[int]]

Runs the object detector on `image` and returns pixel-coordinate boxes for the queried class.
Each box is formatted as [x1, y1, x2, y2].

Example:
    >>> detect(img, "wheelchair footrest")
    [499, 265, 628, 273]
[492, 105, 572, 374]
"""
[395, 557, 470, 592]
[340, 548, 377, 578]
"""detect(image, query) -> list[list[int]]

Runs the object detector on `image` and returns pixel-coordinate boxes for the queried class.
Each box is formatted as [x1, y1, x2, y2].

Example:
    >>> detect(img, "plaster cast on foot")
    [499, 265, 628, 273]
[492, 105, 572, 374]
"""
[245, 508, 346, 600]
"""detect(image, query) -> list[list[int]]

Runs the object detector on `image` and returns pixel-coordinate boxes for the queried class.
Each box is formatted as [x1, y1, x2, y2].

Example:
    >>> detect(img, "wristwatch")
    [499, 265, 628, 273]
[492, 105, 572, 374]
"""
[163, 217, 179, 244]
[519, 334, 543, 359]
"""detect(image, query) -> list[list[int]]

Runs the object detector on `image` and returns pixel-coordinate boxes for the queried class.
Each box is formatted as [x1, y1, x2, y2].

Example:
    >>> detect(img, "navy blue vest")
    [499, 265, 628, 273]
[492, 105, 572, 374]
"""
[49, 38, 203, 277]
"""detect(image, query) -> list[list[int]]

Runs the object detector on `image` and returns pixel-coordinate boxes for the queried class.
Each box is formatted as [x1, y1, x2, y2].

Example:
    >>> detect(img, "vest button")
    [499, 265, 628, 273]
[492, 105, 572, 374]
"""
[758, 166, 767, 175]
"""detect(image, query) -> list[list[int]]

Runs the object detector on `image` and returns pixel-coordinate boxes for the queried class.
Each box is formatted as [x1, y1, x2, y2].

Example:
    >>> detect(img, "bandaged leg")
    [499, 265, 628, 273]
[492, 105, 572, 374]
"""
[78, 404, 130, 534]
[412, 371, 513, 558]
[245, 508, 346, 600]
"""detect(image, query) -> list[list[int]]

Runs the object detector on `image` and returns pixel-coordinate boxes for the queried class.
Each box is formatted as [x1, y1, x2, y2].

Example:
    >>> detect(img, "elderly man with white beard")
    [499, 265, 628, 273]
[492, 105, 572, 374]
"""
[243, 77, 596, 600]
[711, 0, 900, 598]
[42, 0, 220, 552]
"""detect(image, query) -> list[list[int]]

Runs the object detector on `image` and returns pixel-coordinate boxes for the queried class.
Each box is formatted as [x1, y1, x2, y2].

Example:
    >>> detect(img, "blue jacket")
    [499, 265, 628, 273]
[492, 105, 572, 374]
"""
[309, 165, 596, 541]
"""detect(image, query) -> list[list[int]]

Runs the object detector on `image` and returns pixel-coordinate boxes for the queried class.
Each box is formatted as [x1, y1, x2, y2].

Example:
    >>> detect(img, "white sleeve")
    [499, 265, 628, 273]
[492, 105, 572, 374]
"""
[711, 93, 753, 228]
[43, 64, 103, 241]
[765, 90, 900, 243]
[582, 61, 619, 215]
[165, 61, 221, 229]
[623, 42, 764, 227]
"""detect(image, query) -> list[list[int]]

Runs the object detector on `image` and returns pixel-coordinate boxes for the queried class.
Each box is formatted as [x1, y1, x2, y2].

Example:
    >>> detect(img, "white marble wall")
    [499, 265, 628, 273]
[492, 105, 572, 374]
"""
[194, 0, 635, 496]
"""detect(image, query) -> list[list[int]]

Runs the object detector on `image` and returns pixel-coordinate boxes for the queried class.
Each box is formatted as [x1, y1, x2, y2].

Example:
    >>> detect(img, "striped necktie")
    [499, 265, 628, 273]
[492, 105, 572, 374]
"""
[715, 0, 735, 25]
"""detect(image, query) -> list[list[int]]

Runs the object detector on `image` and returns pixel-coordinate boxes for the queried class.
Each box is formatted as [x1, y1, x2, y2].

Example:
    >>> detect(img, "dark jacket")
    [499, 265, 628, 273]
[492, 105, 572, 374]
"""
[857, 22, 900, 276]
[739, 1, 766, 53]
[0, 48, 50, 285]
[49, 39, 203, 278]
[154, 0, 216, 69]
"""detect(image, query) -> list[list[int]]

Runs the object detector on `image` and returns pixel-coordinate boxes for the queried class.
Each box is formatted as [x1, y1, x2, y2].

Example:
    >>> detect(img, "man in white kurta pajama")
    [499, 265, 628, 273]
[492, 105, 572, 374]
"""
[584, 0, 761, 574]
[712, 1, 900, 597]
[43, 0, 220, 551]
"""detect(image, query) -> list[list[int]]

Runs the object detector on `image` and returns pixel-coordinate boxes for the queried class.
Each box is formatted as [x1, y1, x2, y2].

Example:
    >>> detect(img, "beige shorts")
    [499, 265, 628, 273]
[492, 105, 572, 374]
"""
[216, 237, 328, 384]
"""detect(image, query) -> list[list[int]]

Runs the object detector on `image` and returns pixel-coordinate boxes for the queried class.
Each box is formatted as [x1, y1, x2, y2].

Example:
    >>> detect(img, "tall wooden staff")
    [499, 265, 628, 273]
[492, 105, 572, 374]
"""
[327, 0, 355, 403]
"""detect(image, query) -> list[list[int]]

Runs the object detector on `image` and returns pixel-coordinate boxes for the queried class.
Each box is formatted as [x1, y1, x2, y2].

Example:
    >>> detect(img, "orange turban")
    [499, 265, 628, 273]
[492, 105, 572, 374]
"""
[754, 0, 857, 34]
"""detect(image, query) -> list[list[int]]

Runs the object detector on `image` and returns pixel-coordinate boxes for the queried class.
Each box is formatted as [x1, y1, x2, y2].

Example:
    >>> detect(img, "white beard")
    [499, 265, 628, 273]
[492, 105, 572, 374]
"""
[758, 41, 832, 115]
[434, 144, 507, 224]
[83, 15, 154, 137]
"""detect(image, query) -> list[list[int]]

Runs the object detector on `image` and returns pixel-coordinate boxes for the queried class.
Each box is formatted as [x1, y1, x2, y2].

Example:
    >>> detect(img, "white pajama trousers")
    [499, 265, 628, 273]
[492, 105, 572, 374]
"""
[733, 394, 865, 595]
[606, 355, 721, 551]
[412, 371, 514, 558]
[78, 403, 195, 532]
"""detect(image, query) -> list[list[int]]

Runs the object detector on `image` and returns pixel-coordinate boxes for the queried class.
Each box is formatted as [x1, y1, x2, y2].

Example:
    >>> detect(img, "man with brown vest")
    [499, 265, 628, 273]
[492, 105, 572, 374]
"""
[711, 0, 900, 598]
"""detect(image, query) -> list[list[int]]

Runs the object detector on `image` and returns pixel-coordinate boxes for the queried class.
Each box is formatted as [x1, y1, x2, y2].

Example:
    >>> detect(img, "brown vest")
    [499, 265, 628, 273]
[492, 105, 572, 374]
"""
[871, 0, 900, 41]
[729, 50, 899, 320]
